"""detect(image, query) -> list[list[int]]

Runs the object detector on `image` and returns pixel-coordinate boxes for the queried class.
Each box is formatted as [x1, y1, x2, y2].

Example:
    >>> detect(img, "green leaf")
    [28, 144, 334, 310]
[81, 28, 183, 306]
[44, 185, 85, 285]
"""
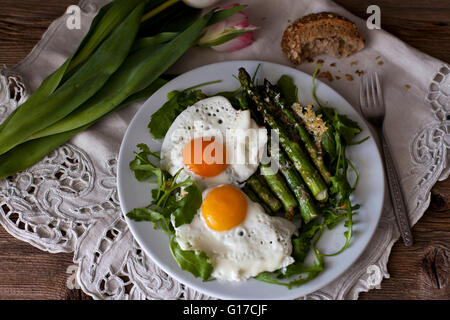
[169, 238, 213, 281]
[178, 90, 206, 107]
[0, 2, 147, 155]
[333, 112, 361, 145]
[126, 207, 165, 222]
[149, 91, 183, 139]
[207, 5, 247, 26]
[321, 128, 337, 162]
[291, 221, 322, 263]
[170, 183, 202, 228]
[129, 144, 162, 182]
[198, 28, 253, 47]
[277, 75, 299, 106]
[149, 89, 206, 139]
[330, 174, 352, 205]
[254, 272, 290, 288]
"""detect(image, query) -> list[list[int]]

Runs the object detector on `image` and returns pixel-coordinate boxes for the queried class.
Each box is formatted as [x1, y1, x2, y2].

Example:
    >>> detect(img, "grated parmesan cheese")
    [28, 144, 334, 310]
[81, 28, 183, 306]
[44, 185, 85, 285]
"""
[291, 102, 327, 149]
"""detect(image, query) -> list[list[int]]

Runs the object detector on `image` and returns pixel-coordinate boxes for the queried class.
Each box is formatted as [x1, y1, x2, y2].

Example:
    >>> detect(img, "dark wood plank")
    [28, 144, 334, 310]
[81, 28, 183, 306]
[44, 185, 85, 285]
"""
[360, 180, 450, 299]
[0, 0, 75, 66]
[0, 226, 91, 300]
[0, 0, 449, 300]
[333, 0, 450, 63]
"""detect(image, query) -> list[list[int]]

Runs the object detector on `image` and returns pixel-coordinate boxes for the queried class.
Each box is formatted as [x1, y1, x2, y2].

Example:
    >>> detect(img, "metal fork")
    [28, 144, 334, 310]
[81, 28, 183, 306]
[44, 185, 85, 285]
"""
[359, 72, 413, 246]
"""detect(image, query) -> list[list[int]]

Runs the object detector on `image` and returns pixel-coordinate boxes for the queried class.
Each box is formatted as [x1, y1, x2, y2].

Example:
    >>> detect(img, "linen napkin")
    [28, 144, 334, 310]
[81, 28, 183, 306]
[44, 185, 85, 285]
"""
[0, 0, 448, 299]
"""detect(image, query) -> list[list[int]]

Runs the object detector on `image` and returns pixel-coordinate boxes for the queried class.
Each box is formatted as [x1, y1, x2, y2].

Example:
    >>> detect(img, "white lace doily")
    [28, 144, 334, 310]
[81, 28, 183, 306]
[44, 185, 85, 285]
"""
[1, 0, 449, 300]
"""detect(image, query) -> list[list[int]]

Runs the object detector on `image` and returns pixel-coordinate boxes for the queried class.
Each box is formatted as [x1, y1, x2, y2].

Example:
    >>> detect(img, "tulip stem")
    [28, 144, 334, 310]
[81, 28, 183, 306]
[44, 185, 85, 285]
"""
[141, 0, 182, 22]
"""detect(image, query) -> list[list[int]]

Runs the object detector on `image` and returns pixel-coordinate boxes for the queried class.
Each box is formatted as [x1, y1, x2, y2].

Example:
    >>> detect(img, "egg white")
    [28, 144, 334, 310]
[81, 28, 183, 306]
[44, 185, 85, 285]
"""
[174, 186, 297, 281]
[160, 96, 267, 190]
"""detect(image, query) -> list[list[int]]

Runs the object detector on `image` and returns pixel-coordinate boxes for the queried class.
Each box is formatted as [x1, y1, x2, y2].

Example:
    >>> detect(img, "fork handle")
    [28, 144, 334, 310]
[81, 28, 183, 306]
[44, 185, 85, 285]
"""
[381, 135, 414, 246]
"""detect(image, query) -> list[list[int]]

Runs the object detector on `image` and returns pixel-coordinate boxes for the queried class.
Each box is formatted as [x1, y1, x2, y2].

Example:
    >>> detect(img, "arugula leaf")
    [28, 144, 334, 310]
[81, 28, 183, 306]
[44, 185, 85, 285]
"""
[254, 272, 290, 288]
[169, 238, 213, 281]
[321, 128, 337, 163]
[170, 183, 202, 228]
[149, 82, 216, 139]
[277, 75, 299, 106]
[332, 112, 361, 145]
[127, 142, 210, 281]
[321, 107, 361, 146]
[148, 90, 183, 139]
[330, 174, 352, 206]
[126, 207, 165, 222]
[177, 89, 206, 107]
[290, 221, 322, 263]
[129, 144, 162, 182]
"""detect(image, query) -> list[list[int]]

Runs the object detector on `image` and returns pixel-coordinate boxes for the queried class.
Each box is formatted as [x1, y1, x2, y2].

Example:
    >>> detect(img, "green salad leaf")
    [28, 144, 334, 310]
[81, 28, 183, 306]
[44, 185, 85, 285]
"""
[170, 239, 213, 281]
[171, 184, 202, 228]
[277, 75, 298, 106]
[149, 84, 215, 139]
[129, 143, 162, 182]
[127, 143, 213, 281]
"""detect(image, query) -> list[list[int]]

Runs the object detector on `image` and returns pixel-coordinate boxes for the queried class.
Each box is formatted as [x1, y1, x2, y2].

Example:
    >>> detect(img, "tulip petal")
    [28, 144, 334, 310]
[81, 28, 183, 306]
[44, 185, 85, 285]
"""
[197, 3, 257, 52]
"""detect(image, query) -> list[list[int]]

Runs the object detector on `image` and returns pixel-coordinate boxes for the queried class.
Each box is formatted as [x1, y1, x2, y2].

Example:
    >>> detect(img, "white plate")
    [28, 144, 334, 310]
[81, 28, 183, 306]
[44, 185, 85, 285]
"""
[117, 60, 385, 300]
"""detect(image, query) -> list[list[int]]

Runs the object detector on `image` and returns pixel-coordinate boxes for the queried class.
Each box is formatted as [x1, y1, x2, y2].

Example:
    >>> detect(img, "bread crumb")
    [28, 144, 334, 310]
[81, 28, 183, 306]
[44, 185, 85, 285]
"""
[335, 76, 341, 80]
[404, 84, 411, 90]
[350, 61, 358, 66]
[375, 55, 381, 60]
[318, 71, 333, 82]
[345, 74, 354, 81]
[377, 61, 384, 66]
[330, 62, 336, 67]
[317, 59, 325, 64]
[355, 70, 365, 77]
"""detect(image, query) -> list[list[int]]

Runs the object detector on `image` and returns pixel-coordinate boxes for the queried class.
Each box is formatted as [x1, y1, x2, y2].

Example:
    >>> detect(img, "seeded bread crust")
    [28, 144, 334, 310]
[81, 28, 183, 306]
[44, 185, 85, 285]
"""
[281, 12, 365, 64]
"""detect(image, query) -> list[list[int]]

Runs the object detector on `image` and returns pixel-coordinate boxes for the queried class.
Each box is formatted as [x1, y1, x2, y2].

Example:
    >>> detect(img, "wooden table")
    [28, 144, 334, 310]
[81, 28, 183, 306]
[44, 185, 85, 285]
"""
[0, 0, 449, 300]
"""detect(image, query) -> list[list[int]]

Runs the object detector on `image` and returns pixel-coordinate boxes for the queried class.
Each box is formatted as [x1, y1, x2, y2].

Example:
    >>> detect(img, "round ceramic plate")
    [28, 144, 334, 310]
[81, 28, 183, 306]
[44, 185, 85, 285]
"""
[117, 60, 385, 300]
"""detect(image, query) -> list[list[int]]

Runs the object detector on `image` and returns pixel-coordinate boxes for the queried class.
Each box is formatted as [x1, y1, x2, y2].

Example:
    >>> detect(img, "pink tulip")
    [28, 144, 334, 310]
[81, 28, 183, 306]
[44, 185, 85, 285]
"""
[198, 4, 258, 52]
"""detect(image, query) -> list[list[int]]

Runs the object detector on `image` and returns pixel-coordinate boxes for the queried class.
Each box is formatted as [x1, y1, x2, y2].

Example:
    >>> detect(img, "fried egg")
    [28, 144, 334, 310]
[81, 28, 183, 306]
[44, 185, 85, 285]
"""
[160, 96, 267, 189]
[174, 185, 297, 281]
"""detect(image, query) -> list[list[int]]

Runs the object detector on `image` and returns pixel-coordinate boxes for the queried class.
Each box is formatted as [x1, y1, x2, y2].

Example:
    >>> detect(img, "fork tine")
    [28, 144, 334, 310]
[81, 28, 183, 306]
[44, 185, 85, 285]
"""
[374, 72, 384, 110]
[370, 72, 378, 109]
[359, 74, 367, 111]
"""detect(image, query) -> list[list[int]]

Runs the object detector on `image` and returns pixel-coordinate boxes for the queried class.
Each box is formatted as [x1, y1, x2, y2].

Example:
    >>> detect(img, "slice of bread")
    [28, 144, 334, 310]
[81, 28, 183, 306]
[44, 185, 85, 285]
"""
[281, 12, 364, 64]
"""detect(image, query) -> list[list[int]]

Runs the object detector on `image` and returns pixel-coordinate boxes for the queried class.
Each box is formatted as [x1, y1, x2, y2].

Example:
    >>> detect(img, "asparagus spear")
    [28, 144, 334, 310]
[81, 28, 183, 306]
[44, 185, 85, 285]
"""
[246, 175, 282, 213]
[271, 145, 319, 223]
[242, 185, 273, 215]
[259, 163, 297, 219]
[238, 68, 328, 202]
[264, 80, 331, 184]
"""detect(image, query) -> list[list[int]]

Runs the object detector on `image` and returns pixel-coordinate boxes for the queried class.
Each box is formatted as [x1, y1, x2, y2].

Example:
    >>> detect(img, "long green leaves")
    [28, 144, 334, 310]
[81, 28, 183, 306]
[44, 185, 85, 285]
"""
[28, 11, 213, 140]
[0, 78, 166, 179]
[66, 0, 144, 75]
[0, 1, 147, 155]
[0, 3, 251, 178]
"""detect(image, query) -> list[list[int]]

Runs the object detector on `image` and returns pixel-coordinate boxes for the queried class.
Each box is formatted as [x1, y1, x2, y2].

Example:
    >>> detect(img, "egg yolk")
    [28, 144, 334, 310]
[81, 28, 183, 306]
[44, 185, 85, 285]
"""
[182, 137, 227, 178]
[202, 185, 247, 231]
